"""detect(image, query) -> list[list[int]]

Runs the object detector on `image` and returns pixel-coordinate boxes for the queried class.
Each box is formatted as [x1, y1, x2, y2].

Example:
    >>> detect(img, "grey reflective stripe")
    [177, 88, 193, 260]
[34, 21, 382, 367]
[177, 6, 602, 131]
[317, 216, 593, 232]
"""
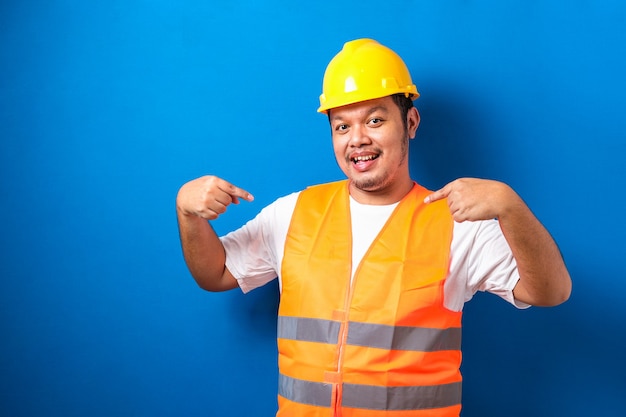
[278, 374, 332, 407]
[342, 381, 462, 410]
[278, 374, 462, 411]
[278, 316, 461, 352]
[346, 322, 462, 352]
[277, 316, 341, 344]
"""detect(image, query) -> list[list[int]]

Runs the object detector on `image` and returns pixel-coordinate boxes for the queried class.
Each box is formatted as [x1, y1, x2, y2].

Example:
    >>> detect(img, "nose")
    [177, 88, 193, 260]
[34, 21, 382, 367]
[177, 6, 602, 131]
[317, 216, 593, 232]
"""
[349, 124, 371, 147]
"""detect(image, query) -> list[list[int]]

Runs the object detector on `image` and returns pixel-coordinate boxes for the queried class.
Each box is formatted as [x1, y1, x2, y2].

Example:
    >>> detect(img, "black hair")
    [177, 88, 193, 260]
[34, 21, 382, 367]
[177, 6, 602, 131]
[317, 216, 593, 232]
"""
[390, 93, 415, 131]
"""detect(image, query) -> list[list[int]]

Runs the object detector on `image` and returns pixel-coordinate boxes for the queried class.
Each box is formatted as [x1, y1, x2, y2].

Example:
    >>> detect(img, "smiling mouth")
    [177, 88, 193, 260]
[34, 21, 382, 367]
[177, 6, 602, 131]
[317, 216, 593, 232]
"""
[351, 154, 379, 164]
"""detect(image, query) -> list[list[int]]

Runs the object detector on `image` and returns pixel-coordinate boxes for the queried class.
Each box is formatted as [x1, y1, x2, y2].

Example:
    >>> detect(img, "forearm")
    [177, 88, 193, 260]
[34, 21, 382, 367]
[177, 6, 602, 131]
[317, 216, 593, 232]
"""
[425, 178, 571, 306]
[175, 175, 253, 292]
[498, 198, 571, 306]
[176, 209, 238, 292]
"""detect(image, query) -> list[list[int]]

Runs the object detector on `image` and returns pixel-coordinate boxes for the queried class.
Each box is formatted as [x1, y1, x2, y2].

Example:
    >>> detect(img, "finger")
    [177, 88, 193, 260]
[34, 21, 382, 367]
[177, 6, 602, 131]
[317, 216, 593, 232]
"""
[216, 179, 255, 204]
[424, 185, 450, 204]
[213, 189, 236, 207]
[449, 206, 467, 223]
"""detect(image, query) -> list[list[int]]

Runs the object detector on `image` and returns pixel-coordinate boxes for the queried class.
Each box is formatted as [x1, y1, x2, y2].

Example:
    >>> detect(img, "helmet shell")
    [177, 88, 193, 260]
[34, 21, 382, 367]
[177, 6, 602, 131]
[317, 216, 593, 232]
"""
[318, 39, 419, 113]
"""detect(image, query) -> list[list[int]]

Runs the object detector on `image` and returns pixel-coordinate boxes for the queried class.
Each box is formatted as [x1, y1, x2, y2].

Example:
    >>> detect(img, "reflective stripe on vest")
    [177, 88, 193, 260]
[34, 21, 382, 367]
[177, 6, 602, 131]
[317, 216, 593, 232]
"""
[279, 374, 463, 411]
[277, 180, 461, 416]
[278, 316, 461, 352]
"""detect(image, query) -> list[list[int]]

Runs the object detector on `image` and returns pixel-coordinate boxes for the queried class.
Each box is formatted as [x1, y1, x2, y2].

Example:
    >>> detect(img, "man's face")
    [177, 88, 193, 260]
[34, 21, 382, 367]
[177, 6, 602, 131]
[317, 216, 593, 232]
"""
[329, 96, 419, 203]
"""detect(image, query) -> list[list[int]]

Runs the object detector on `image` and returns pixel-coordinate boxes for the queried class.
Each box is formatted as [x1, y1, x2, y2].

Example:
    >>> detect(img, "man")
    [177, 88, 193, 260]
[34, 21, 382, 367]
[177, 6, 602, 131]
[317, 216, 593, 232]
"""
[176, 38, 571, 416]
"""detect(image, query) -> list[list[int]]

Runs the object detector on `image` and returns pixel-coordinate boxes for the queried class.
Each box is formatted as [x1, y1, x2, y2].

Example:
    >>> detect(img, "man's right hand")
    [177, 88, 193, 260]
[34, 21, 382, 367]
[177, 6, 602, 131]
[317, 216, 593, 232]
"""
[176, 175, 254, 220]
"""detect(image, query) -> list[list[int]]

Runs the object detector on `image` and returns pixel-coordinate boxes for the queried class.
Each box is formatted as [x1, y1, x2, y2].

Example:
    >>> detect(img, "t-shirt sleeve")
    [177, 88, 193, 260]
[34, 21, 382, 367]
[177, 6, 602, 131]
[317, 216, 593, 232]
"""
[448, 219, 530, 310]
[220, 192, 298, 293]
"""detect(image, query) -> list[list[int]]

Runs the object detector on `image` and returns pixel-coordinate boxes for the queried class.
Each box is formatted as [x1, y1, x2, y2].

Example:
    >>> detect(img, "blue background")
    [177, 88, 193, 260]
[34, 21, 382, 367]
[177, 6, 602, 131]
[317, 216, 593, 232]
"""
[2, 1, 625, 416]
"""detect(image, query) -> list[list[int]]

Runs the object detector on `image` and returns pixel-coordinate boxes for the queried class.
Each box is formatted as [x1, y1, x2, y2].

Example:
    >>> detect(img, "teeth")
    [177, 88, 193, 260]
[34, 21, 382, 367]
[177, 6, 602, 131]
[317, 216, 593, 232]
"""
[353, 155, 377, 162]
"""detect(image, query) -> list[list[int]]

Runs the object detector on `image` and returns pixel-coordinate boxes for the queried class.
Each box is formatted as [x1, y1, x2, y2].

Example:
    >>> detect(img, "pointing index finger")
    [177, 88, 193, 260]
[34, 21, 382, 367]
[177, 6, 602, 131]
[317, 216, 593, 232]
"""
[228, 186, 254, 204]
[218, 178, 254, 204]
[424, 185, 450, 204]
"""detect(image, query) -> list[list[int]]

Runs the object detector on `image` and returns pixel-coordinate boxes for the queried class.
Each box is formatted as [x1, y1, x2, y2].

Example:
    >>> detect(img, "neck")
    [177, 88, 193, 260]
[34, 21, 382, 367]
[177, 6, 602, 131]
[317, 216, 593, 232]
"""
[348, 177, 414, 205]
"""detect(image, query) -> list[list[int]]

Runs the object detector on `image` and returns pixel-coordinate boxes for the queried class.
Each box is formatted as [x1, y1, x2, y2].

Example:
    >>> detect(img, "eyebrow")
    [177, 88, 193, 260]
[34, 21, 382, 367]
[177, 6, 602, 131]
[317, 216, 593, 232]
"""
[330, 105, 389, 122]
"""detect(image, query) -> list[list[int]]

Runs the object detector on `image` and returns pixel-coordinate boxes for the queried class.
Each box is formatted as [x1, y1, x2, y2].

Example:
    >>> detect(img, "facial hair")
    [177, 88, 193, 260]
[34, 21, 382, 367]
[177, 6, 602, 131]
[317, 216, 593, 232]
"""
[350, 134, 409, 192]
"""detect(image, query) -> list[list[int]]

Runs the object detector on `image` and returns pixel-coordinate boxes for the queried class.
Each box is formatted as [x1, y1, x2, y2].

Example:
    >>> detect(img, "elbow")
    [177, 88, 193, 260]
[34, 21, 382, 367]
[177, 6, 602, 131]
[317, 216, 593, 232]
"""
[515, 269, 572, 307]
[194, 278, 220, 292]
[553, 277, 572, 306]
[193, 275, 225, 292]
[538, 272, 573, 307]
[190, 269, 239, 293]
[543, 287, 571, 307]
[552, 269, 573, 306]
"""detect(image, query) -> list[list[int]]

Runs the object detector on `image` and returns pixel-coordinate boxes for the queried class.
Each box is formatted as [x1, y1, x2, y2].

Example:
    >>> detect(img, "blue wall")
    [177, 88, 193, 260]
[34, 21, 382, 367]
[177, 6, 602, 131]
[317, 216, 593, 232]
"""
[2, 1, 625, 416]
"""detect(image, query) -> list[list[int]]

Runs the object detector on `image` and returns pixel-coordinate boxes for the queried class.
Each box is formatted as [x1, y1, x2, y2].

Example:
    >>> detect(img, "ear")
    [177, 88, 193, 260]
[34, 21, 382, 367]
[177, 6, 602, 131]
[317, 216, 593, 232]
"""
[407, 107, 420, 139]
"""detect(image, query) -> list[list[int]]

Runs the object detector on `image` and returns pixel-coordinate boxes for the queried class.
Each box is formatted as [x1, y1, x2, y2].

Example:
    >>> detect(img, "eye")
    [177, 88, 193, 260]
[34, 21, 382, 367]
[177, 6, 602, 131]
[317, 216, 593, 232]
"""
[368, 117, 383, 126]
[334, 123, 349, 132]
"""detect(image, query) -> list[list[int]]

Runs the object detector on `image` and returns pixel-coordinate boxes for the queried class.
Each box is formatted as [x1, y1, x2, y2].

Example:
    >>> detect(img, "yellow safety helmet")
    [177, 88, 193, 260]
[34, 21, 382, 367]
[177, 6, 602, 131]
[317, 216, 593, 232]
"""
[317, 38, 419, 114]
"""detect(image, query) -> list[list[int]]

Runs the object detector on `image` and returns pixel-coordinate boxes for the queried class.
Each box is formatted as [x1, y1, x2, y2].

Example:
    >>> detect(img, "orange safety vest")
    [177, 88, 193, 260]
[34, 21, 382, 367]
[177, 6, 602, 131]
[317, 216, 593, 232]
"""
[277, 180, 462, 417]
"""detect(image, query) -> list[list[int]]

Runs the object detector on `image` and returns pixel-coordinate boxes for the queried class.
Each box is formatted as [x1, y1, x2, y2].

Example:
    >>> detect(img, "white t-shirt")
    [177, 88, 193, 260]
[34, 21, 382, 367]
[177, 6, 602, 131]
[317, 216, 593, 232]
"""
[222, 191, 529, 312]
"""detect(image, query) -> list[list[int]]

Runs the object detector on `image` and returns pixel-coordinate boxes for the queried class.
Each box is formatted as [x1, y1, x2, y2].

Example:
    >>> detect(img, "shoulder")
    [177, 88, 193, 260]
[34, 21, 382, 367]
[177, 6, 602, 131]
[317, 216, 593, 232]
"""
[239, 191, 301, 239]
[260, 191, 300, 221]
[452, 218, 504, 248]
[446, 219, 520, 311]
